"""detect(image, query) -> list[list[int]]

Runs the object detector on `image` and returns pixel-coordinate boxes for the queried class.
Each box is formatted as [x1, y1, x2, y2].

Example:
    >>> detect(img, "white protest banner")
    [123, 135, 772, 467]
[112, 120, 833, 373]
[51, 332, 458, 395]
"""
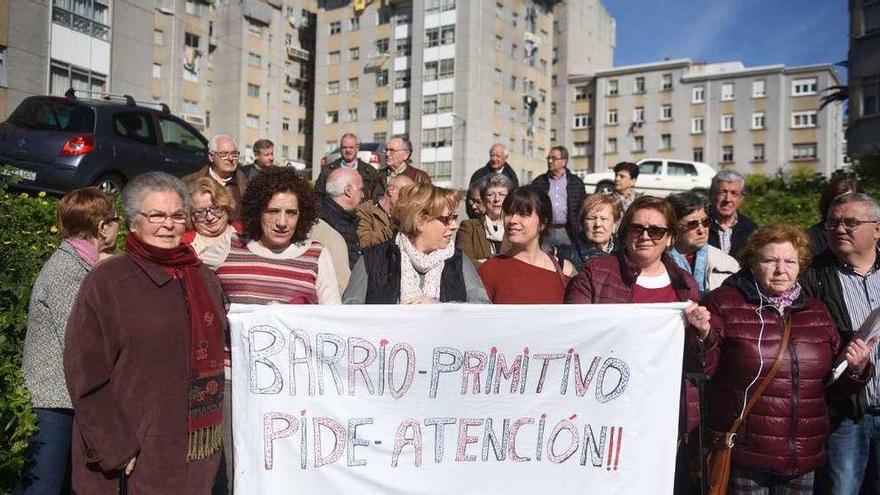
[229, 303, 687, 494]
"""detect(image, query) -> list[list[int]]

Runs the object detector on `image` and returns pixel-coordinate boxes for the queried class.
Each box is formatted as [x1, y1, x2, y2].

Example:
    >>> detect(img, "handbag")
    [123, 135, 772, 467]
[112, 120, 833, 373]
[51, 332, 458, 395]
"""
[705, 315, 791, 495]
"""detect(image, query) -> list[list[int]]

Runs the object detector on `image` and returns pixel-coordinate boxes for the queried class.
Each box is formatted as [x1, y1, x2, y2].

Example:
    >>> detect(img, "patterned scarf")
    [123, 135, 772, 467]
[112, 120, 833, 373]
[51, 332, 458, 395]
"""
[124, 233, 224, 461]
[484, 216, 505, 243]
[763, 283, 802, 314]
[395, 232, 455, 302]
[669, 245, 709, 296]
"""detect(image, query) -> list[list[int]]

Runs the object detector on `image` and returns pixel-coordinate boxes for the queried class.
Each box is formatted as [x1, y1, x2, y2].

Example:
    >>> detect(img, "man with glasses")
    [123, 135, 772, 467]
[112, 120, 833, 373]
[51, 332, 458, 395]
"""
[314, 133, 378, 198]
[367, 135, 430, 201]
[707, 170, 756, 257]
[531, 145, 585, 260]
[184, 134, 247, 219]
[803, 193, 880, 495]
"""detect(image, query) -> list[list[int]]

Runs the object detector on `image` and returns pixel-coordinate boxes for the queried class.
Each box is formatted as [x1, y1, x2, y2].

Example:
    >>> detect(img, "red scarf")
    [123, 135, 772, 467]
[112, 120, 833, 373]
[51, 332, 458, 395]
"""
[125, 234, 224, 461]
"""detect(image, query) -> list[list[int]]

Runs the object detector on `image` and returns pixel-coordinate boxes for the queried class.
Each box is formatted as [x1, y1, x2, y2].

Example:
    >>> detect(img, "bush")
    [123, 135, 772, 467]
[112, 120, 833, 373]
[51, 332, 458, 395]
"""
[740, 171, 826, 229]
[0, 177, 58, 492]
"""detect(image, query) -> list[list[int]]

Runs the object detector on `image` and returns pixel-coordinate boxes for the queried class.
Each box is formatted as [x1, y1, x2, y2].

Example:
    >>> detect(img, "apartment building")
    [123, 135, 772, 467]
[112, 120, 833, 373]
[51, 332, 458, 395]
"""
[847, 0, 880, 156]
[592, 59, 844, 177]
[310, 0, 613, 188]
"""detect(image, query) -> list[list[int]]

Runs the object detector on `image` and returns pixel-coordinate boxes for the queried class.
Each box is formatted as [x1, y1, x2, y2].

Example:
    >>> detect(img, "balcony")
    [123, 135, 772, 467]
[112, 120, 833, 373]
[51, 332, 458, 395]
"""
[52, 7, 110, 41]
[286, 45, 310, 62]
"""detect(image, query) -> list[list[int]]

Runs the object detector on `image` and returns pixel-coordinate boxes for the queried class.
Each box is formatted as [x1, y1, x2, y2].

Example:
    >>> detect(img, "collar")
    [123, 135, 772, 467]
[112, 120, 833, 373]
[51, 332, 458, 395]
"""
[208, 167, 233, 185]
[322, 195, 357, 220]
[833, 247, 880, 276]
[712, 211, 738, 230]
[723, 269, 806, 312]
[126, 252, 175, 287]
[387, 163, 408, 178]
[341, 159, 359, 169]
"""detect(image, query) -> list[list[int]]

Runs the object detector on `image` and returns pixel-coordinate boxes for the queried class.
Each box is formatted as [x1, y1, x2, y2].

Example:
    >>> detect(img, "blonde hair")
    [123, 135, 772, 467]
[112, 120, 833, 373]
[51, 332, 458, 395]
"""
[392, 182, 462, 236]
[186, 176, 236, 214]
[579, 194, 622, 224]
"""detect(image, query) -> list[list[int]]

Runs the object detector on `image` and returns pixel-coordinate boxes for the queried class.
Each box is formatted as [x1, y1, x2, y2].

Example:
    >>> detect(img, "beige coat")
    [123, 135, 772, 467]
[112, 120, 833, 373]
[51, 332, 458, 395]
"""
[355, 201, 393, 249]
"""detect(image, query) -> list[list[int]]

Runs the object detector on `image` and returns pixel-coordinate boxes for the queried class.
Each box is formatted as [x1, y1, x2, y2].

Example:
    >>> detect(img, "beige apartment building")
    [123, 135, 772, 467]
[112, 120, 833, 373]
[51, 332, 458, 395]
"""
[591, 59, 844, 177]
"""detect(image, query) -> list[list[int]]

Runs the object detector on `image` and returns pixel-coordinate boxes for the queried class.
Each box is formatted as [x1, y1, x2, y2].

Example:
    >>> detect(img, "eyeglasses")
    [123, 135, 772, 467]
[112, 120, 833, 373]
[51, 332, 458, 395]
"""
[102, 216, 121, 224]
[546, 155, 564, 161]
[825, 217, 879, 231]
[192, 206, 226, 221]
[435, 213, 459, 226]
[625, 224, 670, 241]
[680, 217, 711, 231]
[485, 192, 507, 199]
[211, 151, 240, 159]
[137, 211, 188, 224]
[385, 148, 407, 153]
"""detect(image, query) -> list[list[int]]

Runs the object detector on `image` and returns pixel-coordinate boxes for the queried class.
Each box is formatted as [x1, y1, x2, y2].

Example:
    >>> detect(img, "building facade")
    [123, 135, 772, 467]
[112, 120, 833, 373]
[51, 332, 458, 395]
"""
[592, 59, 844, 177]
[847, 0, 880, 156]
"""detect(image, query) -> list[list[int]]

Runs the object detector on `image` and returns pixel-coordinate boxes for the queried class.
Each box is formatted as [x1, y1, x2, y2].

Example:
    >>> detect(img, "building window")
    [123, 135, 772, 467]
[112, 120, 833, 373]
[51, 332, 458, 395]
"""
[375, 101, 388, 119]
[375, 38, 390, 54]
[692, 86, 705, 103]
[791, 110, 818, 128]
[329, 21, 341, 35]
[633, 136, 644, 152]
[721, 83, 735, 101]
[574, 85, 589, 101]
[325, 111, 338, 124]
[154, 29, 164, 45]
[394, 102, 410, 120]
[348, 108, 358, 122]
[328, 51, 340, 64]
[325, 140, 336, 153]
[693, 147, 704, 162]
[152, 63, 162, 79]
[572, 142, 589, 157]
[751, 112, 765, 130]
[606, 137, 617, 153]
[721, 114, 735, 132]
[52, 0, 110, 40]
[248, 52, 262, 68]
[350, 17, 360, 30]
[182, 99, 199, 115]
[423, 93, 454, 114]
[247, 22, 262, 38]
[510, 75, 517, 91]
[394, 70, 411, 89]
[424, 59, 454, 81]
[281, 119, 290, 131]
[185, 0, 205, 16]
[691, 117, 704, 134]
[607, 79, 619, 96]
[607, 109, 618, 125]
[246, 114, 259, 128]
[634, 77, 645, 93]
[572, 114, 591, 129]
[348, 77, 359, 91]
[426, 25, 456, 47]
[792, 142, 818, 159]
[426, 0, 456, 12]
[283, 90, 292, 102]
[374, 132, 388, 143]
[722, 145, 734, 162]
[792, 77, 818, 96]
[511, 43, 518, 57]
[49, 60, 106, 96]
[753, 144, 765, 161]
[752, 79, 766, 98]
[396, 38, 412, 57]
[423, 161, 452, 181]
[495, 34, 503, 50]
[863, 74, 879, 116]
[422, 127, 453, 148]
[661, 104, 672, 121]
[327, 80, 339, 95]
[550, 102, 556, 114]
[661, 134, 672, 150]
[377, 9, 392, 24]
[633, 107, 644, 123]
[247, 83, 260, 97]
[376, 70, 389, 87]
[661, 73, 673, 91]
[349, 47, 360, 61]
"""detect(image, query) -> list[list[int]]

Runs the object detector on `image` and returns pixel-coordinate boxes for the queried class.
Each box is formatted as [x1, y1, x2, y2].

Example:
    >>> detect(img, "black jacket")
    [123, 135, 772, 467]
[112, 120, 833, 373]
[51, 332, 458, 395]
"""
[531, 168, 586, 242]
[314, 158, 378, 198]
[319, 197, 362, 268]
[708, 211, 757, 257]
[361, 239, 467, 304]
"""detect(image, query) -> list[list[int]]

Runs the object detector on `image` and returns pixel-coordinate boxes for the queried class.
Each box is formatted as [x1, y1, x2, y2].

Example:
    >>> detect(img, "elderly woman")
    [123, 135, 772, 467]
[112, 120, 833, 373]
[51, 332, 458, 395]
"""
[571, 193, 622, 270]
[457, 174, 513, 266]
[667, 191, 739, 297]
[343, 182, 489, 304]
[64, 172, 226, 493]
[182, 177, 243, 268]
[478, 186, 575, 303]
[16, 188, 119, 494]
[692, 224, 873, 493]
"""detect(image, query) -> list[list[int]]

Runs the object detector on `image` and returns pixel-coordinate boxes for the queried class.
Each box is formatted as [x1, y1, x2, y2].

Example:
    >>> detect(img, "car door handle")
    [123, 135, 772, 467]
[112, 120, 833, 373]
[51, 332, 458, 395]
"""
[164, 157, 179, 164]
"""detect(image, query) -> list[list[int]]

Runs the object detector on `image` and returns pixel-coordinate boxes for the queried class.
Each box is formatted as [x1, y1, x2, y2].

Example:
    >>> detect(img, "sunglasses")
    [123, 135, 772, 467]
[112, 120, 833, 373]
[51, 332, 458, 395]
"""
[625, 224, 670, 241]
[680, 217, 711, 231]
[435, 213, 459, 226]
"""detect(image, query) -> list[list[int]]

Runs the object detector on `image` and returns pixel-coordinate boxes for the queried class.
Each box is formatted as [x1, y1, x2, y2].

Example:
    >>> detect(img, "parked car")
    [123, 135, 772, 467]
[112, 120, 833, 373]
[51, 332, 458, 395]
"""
[0, 91, 209, 195]
[320, 142, 384, 171]
[581, 158, 717, 197]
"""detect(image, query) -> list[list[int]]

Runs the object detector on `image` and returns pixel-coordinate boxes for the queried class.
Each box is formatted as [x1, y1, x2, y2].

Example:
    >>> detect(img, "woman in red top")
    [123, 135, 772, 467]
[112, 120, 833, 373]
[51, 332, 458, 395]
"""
[478, 186, 575, 303]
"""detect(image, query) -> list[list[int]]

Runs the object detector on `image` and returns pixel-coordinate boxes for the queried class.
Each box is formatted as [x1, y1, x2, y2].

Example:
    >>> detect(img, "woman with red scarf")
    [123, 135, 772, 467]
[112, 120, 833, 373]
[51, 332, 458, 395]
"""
[64, 172, 226, 494]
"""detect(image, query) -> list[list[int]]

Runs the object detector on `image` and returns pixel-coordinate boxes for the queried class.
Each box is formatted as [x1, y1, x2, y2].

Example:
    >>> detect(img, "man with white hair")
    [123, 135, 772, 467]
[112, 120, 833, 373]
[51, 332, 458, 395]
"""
[184, 134, 247, 219]
[707, 170, 756, 257]
[320, 167, 365, 268]
[466, 144, 519, 218]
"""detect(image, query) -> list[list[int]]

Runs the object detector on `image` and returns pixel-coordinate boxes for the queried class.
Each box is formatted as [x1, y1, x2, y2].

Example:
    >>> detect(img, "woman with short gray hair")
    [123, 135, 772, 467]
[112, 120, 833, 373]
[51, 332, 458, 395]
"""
[456, 174, 513, 265]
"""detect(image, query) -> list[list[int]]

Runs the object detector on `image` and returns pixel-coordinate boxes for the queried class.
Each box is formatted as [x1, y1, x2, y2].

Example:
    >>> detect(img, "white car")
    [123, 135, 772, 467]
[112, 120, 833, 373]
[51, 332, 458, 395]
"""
[581, 158, 717, 197]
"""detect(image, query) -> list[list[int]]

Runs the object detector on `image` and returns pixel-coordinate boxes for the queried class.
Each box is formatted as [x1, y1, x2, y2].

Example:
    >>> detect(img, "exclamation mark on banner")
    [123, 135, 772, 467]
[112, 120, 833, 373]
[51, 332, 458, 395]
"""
[613, 428, 623, 470]
[606, 426, 616, 471]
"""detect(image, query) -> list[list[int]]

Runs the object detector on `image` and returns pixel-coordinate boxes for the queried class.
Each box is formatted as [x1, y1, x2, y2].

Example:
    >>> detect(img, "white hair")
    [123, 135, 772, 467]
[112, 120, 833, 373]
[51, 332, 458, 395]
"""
[489, 143, 508, 157]
[208, 134, 239, 152]
[325, 167, 360, 197]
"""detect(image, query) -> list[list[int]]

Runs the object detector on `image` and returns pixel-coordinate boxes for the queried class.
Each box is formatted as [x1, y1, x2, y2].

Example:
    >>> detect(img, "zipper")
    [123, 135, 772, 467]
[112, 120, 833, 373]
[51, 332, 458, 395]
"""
[785, 311, 799, 475]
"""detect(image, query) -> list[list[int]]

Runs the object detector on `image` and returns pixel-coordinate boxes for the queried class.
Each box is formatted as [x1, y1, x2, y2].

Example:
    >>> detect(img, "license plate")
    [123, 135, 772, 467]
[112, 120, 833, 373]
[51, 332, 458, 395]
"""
[1, 165, 36, 181]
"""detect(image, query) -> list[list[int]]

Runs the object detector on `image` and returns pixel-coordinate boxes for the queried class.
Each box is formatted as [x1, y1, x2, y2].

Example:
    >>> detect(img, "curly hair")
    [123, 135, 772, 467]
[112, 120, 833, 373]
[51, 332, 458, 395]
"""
[240, 166, 317, 244]
[738, 223, 811, 270]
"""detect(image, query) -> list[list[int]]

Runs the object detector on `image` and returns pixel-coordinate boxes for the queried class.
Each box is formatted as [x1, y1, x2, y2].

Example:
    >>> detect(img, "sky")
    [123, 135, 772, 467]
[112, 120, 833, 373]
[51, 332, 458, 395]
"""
[601, 0, 849, 80]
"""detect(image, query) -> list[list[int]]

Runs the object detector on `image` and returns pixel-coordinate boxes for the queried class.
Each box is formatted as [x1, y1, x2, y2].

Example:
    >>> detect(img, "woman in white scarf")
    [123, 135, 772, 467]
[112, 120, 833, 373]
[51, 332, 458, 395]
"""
[182, 177, 241, 269]
[456, 174, 512, 266]
[343, 182, 490, 304]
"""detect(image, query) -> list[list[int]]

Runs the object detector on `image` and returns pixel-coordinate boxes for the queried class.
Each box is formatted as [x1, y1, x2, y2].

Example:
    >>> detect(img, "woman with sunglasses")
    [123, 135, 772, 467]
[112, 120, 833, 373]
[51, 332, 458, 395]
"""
[182, 177, 243, 269]
[343, 182, 489, 304]
[457, 174, 513, 266]
[667, 192, 739, 297]
[564, 195, 710, 493]
[477, 186, 575, 303]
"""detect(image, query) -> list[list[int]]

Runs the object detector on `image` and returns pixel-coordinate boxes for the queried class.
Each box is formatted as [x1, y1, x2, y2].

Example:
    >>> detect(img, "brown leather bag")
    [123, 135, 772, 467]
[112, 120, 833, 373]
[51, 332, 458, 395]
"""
[705, 316, 791, 495]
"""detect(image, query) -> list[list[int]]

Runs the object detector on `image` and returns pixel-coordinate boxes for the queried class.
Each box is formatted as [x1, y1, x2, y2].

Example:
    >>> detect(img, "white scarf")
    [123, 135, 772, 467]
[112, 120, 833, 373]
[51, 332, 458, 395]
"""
[395, 232, 455, 302]
[192, 225, 235, 269]
[484, 216, 505, 243]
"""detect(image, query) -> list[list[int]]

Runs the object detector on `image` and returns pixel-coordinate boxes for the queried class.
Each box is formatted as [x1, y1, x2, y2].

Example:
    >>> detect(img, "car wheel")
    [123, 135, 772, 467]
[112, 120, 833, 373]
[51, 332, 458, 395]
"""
[595, 181, 614, 195]
[93, 174, 125, 196]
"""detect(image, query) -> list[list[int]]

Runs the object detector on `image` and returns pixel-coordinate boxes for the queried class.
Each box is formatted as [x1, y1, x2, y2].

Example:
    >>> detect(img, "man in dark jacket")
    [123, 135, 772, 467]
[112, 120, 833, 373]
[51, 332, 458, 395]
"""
[707, 170, 756, 257]
[802, 192, 880, 495]
[240, 139, 275, 181]
[531, 145, 586, 258]
[466, 143, 518, 218]
[320, 167, 365, 268]
[315, 133, 378, 199]
[183, 134, 247, 220]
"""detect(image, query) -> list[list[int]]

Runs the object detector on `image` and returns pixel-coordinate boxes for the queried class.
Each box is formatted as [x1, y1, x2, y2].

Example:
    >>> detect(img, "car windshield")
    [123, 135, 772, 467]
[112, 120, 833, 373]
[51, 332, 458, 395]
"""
[7, 99, 96, 133]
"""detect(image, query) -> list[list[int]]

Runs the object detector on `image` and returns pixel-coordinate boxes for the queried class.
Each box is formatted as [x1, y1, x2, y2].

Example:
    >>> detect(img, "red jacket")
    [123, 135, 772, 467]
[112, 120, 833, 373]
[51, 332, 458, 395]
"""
[693, 271, 872, 475]
[564, 252, 702, 438]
